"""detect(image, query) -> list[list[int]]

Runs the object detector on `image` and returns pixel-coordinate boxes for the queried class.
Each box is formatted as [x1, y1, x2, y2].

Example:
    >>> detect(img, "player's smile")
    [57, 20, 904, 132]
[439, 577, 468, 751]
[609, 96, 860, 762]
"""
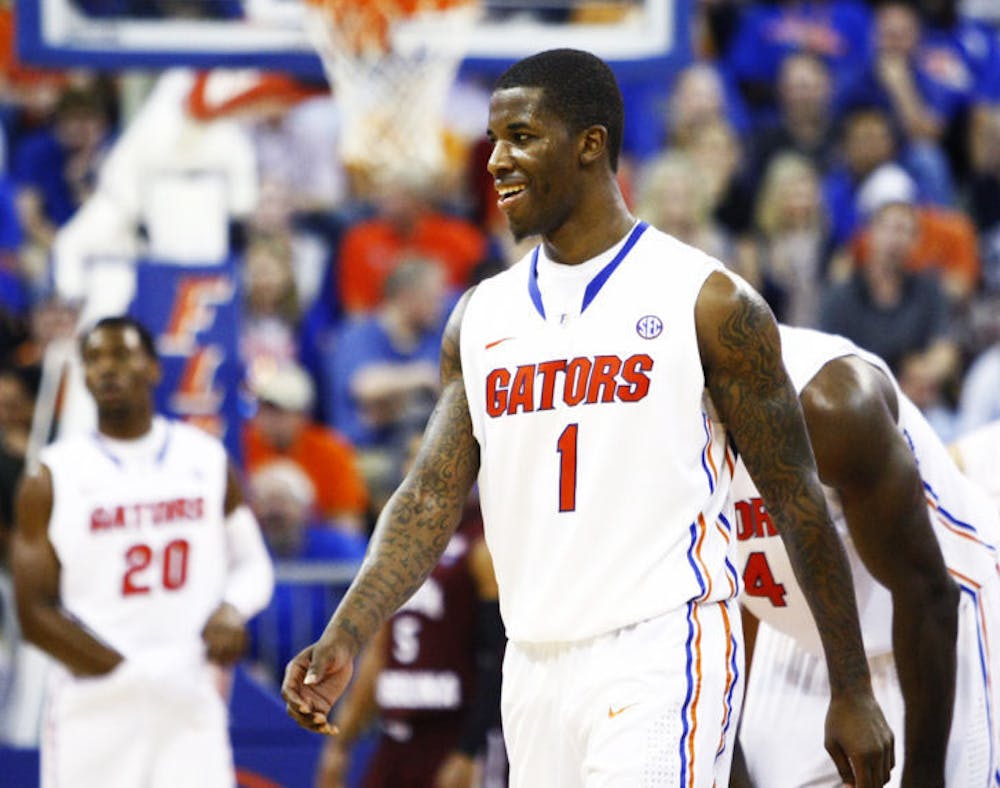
[495, 180, 528, 213]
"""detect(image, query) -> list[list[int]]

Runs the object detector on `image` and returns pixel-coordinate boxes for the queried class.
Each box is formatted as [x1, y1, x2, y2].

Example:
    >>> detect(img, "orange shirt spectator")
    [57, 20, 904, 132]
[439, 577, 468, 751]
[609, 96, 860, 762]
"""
[244, 362, 369, 531]
[853, 206, 980, 302]
[337, 179, 486, 313]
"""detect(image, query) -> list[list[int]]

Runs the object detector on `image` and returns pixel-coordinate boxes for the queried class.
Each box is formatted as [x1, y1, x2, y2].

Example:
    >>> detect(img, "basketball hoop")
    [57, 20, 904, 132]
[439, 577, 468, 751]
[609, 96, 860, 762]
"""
[303, 0, 480, 194]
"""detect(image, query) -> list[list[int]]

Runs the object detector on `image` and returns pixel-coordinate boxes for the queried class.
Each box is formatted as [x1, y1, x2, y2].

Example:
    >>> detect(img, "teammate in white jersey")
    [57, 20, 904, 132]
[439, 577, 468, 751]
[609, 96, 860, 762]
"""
[731, 326, 1000, 788]
[282, 49, 892, 787]
[12, 316, 274, 788]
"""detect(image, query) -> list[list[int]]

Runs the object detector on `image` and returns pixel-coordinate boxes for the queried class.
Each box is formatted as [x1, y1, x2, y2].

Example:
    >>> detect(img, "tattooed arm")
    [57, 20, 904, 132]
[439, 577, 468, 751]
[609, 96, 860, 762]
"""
[282, 289, 481, 734]
[695, 272, 894, 788]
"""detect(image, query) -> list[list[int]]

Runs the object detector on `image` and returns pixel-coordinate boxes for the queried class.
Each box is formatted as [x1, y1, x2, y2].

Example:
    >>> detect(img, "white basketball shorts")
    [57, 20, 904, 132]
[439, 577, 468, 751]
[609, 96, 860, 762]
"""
[739, 573, 1000, 787]
[502, 598, 744, 787]
[41, 658, 235, 788]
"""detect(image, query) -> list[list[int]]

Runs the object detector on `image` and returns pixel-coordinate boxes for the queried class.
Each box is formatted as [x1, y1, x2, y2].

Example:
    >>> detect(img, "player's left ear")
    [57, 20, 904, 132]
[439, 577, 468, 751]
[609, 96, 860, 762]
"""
[578, 125, 608, 167]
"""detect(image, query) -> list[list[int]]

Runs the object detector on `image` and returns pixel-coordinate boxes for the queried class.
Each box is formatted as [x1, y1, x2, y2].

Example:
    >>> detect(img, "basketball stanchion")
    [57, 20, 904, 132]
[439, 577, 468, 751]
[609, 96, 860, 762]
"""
[303, 0, 480, 196]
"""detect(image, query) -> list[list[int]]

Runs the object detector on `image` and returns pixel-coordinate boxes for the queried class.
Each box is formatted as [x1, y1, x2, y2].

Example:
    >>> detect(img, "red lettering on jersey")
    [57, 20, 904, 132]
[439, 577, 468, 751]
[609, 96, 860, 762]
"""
[507, 365, 536, 415]
[91, 507, 112, 531]
[485, 368, 510, 417]
[586, 355, 622, 403]
[536, 360, 566, 411]
[484, 353, 653, 418]
[112, 506, 127, 528]
[564, 357, 592, 406]
[618, 354, 653, 401]
[735, 497, 779, 540]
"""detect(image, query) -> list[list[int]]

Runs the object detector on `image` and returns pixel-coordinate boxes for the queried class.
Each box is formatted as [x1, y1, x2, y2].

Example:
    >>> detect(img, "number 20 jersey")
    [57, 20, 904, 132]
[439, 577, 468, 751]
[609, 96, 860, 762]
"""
[40, 417, 230, 669]
[733, 326, 1000, 657]
[461, 223, 740, 644]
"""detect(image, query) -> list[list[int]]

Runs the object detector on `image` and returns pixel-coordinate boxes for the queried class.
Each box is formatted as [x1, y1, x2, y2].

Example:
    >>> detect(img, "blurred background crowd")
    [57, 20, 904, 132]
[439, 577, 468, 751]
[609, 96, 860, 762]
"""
[0, 0, 999, 767]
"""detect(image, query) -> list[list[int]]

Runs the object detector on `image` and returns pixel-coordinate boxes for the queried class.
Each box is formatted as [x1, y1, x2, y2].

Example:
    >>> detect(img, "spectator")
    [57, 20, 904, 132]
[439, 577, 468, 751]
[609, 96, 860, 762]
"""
[839, 1, 963, 204]
[246, 460, 366, 690]
[967, 102, 1000, 292]
[11, 86, 112, 287]
[820, 199, 960, 430]
[747, 53, 839, 189]
[822, 105, 900, 245]
[251, 460, 366, 562]
[325, 258, 447, 510]
[336, 173, 486, 315]
[680, 117, 756, 236]
[725, 0, 873, 114]
[739, 153, 833, 327]
[634, 151, 732, 261]
[240, 232, 302, 381]
[244, 361, 369, 533]
[847, 162, 980, 302]
[664, 62, 749, 150]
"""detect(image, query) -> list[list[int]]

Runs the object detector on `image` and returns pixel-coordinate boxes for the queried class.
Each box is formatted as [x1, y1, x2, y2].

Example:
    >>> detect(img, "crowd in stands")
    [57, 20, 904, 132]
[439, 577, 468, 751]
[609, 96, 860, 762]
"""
[0, 0, 998, 701]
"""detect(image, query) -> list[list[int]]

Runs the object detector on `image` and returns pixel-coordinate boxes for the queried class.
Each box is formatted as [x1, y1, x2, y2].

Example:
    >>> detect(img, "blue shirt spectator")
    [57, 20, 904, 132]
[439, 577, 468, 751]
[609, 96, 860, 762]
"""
[324, 259, 448, 450]
[726, 0, 873, 114]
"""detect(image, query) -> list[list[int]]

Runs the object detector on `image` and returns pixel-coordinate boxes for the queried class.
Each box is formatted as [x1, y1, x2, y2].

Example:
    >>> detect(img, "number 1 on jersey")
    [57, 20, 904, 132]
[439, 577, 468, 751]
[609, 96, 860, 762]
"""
[557, 423, 578, 512]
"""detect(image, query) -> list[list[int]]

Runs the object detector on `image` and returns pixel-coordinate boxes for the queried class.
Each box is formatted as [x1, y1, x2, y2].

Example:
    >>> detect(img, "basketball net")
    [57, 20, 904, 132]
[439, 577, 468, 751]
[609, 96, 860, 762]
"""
[303, 0, 480, 195]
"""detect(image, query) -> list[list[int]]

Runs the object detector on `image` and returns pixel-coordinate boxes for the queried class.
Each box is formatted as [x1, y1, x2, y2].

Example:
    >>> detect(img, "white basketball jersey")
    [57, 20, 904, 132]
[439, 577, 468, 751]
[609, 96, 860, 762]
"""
[461, 222, 740, 643]
[42, 417, 230, 669]
[733, 326, 1000, 657]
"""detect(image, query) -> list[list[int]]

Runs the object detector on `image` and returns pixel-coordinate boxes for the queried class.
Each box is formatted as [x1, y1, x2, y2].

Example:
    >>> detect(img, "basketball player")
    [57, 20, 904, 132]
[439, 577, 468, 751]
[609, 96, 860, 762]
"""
[283, 49, 893, 787]
[732, 325, 1000, 787]
[315, 500, 504, 788]
[12, 316, 275, 788]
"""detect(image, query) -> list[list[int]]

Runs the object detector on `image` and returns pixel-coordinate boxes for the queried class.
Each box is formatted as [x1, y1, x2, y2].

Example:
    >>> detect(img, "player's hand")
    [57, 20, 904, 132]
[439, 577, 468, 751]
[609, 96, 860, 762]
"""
[314, 738, 349, 788]
[201, 603, 247, 665]
[824, 690, 895, 787]
[281, 639, 354, 734]
[434, 751, 477, 788]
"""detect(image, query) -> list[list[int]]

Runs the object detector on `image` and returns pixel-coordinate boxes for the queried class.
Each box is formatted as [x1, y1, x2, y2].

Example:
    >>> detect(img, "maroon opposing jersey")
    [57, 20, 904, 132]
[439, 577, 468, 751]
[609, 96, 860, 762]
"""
[376, 514, 483, 723]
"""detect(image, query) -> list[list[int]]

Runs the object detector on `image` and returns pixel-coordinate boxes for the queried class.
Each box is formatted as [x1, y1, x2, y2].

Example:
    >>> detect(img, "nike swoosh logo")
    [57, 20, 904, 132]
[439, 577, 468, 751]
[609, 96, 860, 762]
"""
[485, 336, 516, 350]
[608, 703, 637, 719]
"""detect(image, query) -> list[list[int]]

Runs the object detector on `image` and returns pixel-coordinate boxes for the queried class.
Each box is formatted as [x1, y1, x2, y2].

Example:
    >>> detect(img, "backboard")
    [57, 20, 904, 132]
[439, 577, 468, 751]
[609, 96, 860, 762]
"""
[16, 0, 689, 79]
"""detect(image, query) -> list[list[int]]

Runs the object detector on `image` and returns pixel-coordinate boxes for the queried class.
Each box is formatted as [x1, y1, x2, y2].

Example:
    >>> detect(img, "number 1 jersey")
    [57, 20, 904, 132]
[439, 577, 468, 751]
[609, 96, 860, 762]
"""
[461, 222, 740, 644]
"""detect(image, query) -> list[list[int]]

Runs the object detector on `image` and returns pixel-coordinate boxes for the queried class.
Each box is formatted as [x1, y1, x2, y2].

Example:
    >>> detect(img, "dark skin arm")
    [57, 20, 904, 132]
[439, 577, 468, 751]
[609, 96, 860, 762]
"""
[12, 465, 123, 677]
[696, 271, 893, 787]
[282, 289, 481, 732]
[802, 356, 959, 788]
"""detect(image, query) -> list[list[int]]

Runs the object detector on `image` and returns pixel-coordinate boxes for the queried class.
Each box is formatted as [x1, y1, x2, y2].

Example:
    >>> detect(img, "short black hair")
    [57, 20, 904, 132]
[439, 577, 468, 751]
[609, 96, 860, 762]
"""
[80, 316, 159, 362]
[494, 48, 625, 172]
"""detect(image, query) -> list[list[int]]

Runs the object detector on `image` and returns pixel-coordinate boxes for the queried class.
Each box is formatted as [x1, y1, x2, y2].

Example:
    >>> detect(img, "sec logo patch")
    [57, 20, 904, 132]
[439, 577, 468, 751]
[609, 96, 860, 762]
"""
[636, 315, 663, 339]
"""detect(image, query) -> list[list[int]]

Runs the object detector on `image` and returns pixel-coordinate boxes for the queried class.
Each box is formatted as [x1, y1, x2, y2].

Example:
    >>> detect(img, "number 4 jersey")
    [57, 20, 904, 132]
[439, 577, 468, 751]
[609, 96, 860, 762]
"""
[732, 326, 1000, 657]
[41, 417, 231, 669]
[461, 222, 740, 644]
